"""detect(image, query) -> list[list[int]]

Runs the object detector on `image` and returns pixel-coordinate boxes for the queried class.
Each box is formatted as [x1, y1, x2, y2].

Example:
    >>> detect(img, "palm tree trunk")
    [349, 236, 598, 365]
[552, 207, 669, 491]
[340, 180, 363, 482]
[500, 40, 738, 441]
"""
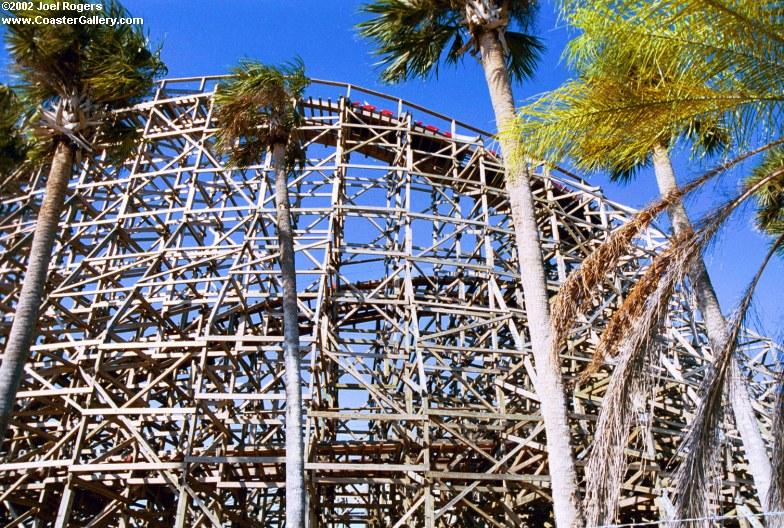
[477, 29, 582, 528]
[651, 143, 771, 506]
[768, 383, 784, 522]
[0, 139, 75, 440]
[272, 142, 305, 527]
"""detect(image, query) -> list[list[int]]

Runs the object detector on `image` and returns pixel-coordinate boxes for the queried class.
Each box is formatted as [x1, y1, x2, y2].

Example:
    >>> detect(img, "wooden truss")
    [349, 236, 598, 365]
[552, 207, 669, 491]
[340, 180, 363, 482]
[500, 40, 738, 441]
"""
[0, 77, 780, 527]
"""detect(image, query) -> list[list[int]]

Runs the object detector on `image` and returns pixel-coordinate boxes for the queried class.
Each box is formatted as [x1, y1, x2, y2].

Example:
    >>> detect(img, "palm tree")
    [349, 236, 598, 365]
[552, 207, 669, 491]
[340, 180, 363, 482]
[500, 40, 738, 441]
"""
[0, 0, 165, 440]
[212, 58, 310, 528]
[508, 1, 783, 523]
[357, 2, 584, 526]
[747, 147, 784, 522]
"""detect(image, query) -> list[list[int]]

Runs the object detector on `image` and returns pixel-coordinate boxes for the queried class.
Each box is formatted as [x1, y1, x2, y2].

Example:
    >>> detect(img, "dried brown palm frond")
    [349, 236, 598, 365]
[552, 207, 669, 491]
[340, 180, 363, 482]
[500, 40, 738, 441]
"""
[582, 255, 682, 526]
[672, 231, 784, 528]
[582, 161, 784, 379]
[582, 222, 709, 525]
[582, 171, 784, 525]
[551, 200, 665, 360]
[552, 139, 784, 367]
[578, 236, 679, 381]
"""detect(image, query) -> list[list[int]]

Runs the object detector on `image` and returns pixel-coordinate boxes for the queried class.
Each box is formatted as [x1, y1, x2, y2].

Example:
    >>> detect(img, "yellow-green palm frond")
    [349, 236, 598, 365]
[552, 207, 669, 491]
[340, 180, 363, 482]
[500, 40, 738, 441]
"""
[561, 0, 784, 145]
[213, 58, 310, 169]
[508, 73, 751, 178]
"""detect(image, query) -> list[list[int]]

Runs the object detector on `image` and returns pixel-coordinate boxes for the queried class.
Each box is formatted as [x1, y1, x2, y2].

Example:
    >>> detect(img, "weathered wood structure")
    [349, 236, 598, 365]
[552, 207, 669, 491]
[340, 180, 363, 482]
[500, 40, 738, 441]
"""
[0, 77, 780, 527]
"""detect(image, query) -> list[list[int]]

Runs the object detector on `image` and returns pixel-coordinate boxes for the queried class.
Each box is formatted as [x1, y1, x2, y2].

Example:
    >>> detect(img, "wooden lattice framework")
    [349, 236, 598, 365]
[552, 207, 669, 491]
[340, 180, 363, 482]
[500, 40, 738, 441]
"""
[0, 77, 780, 527]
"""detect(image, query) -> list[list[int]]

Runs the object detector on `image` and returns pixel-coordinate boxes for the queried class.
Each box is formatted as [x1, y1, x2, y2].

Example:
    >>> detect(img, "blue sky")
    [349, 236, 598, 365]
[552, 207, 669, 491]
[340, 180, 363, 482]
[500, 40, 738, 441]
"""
[1, 0, 781, 336]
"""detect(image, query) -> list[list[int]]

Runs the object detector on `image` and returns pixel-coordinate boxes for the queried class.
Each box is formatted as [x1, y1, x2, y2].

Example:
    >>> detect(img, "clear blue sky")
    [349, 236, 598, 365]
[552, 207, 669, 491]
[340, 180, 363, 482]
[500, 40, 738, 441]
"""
[1, 0, 781, 336]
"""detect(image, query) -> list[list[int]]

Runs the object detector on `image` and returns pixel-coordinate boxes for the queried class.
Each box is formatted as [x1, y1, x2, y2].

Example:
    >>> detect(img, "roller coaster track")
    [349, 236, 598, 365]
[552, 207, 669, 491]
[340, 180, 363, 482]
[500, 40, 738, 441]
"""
[0, 77, 780, 527]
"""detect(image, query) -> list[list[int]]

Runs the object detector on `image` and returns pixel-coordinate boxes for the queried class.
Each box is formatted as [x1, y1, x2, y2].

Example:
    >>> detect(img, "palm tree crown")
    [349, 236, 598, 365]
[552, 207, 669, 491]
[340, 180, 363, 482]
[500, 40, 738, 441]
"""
[213, 58, 309, 168]
[5, 0, 165, 155]
[748, 147, 784, 241]
[357, 0, 543, 84]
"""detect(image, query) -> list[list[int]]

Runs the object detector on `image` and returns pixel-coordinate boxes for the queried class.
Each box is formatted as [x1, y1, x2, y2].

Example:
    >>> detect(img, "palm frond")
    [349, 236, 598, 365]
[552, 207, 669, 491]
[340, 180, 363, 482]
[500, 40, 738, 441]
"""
[6, 0, 165, 107]
[504, 0, 540, 32]
[4, 0, 164, 160]
[357, 0, 542, 84]
[747, 147, 784, 236]
[357, 0, 460, 83]
[607, 153, 651, 184]
[673, 229, 784, 527]
[587, 228, 699, 374]
[95, 117, 141, 166]
[507, 0, 784, 184]
[551, 140, 784, 368]
[0, 84, 28, 175]
[551, 199, 665, 365]
[213, 58, 310, 169]
[581, 168, 784, 524]
[561, 0, 784, 150]
[582, 234, 686, 526]
[581, 171, 779, 523]
[504, 31, 545, 83]
[509, 70, 778, 178]
[591, 163, 784, 371]
[685, 119, 731, 161]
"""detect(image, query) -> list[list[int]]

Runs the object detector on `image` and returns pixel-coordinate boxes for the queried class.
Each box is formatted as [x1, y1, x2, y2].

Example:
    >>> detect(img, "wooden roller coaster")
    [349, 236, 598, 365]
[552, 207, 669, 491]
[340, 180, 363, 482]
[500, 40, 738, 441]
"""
[0, 77, 780, 527]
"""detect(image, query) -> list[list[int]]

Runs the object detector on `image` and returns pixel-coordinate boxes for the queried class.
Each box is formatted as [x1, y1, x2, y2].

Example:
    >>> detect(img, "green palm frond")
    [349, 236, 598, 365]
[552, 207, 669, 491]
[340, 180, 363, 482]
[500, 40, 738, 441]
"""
[684, 119, 731, 160]
[357, 0, 543, 84]
[0, 84, 28, 175]
[357, 0, 463, 83]
[607, 154, 651, 184]
[747, 147, 784, 237]
[213, 58, 310, 169]
[3, 0, 165, 159]
[504, 31, 545, 83]
[5, 0, 165, 108]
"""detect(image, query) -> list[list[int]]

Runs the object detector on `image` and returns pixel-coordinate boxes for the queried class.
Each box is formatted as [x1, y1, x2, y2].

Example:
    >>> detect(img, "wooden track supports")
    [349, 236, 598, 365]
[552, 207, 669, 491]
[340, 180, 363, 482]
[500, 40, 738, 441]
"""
[0, 77, 780, 527]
